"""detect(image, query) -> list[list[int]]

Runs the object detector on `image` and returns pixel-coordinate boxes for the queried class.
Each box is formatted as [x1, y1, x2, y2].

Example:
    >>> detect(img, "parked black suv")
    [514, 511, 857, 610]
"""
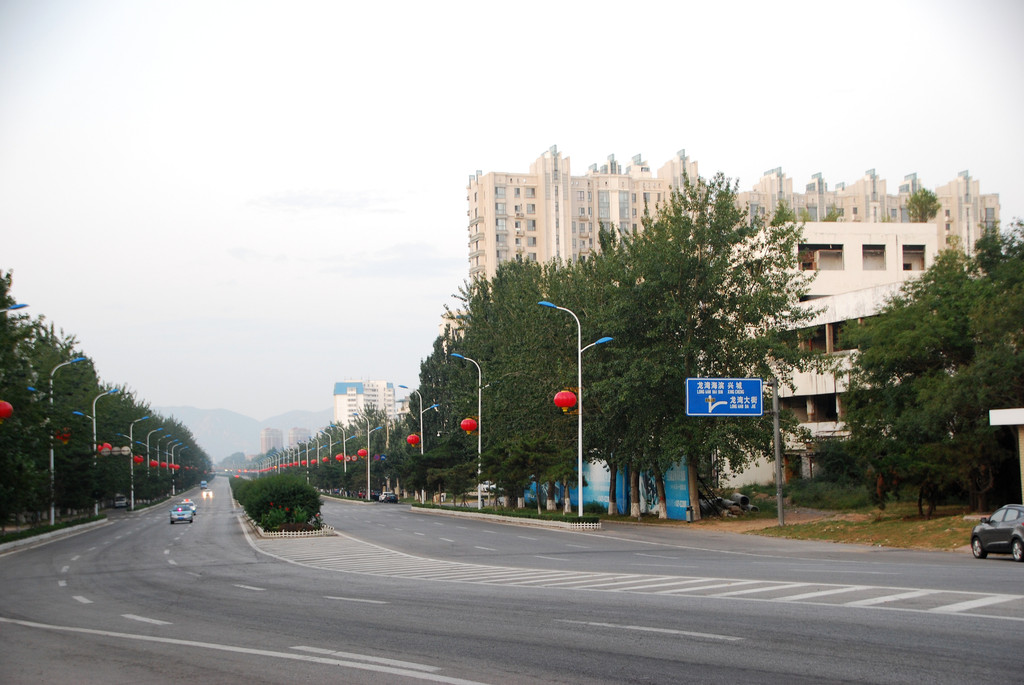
[971, 504, 1024, 561]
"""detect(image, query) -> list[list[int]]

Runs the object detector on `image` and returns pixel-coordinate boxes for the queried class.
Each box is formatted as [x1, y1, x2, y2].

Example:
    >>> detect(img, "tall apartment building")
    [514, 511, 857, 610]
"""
[259, 427, 283, 455]
[333, 380, 397, 426]
[468, 147, 999, 279]
[287, 427, 310, 448]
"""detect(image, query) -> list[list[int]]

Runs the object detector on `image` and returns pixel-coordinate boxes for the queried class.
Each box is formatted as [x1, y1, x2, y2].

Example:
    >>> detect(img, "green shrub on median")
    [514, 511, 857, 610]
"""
[231, 474, 322, 531]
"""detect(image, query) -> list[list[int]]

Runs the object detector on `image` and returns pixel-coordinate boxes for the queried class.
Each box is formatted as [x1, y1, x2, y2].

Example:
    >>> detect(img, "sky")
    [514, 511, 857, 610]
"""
[2, 0, 1022, 422]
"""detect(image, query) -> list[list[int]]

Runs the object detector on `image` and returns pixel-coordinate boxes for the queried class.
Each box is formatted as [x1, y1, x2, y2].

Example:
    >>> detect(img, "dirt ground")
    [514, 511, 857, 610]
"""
[694, 507, 858, 532]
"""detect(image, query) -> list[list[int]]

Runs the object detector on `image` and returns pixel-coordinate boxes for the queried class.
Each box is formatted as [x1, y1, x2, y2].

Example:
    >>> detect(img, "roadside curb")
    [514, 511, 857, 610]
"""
[409, 506, 601, 530]
[0, 519, 111, 555]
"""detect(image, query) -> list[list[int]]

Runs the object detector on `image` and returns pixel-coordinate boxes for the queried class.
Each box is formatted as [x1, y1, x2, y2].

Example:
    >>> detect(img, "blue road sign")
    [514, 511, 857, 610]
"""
[686, 378, 763, 416]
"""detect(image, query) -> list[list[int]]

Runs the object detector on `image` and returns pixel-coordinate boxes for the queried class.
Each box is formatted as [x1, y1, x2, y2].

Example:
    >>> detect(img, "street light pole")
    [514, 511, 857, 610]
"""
[353, 413, 382, 501]
[145, 427, 164, 482]
[128, 416, 149, 510]
[90, 388, 119, 514]
[450, 354, 482, 509]
[48, 356, 87, 525]
[539, 301, 613, 517]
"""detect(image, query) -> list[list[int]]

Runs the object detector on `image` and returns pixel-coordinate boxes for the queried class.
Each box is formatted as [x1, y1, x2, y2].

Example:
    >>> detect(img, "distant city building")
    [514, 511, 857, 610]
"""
[259, 428, 283, 455]
[333, 380, 397, 426]
[467, 146, 1000, 279]
[287, 427, 310, 447]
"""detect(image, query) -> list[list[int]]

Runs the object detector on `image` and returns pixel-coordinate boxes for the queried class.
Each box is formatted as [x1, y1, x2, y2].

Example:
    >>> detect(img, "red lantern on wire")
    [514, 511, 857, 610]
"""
[554, 390, 577, 413]
[357, 448, 368, 458]
[460, 418, 477, 434]
[406, 434, 420, 447]
[0, 400, 13, 424]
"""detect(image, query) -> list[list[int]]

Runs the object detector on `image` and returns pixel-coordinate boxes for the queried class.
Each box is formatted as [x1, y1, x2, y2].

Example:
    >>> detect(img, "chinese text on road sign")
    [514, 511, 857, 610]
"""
[686, 378, 763, 416]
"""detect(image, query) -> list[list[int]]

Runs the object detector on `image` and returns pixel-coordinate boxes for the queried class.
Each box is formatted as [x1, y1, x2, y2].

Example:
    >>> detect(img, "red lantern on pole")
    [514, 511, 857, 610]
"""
[133, 455, 144, 464]
[322, 456, 328, 463]
[150, 459, 158, 468]
[357, 448, 368, 458]
[0, 400, 13, 424]
[335, 454, 343, 462]
[406, 434, 420, 447]
[160, 461, 167, 468]
[554, 390, 577, 413]
[99, 442, 112, 455]
[460, 418, 477, 434]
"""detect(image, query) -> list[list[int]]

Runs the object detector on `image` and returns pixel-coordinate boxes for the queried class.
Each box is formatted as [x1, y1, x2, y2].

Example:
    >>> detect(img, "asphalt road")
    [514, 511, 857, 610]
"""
[1, 477, 1020, 684]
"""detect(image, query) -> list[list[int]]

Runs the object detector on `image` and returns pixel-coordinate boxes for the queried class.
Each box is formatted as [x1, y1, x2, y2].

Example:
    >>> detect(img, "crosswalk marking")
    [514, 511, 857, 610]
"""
[250, 533, 1024, 620]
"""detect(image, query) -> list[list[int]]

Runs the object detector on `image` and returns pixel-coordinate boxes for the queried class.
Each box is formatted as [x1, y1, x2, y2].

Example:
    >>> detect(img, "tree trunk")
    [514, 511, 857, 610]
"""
[629, 466, 641, 519]
[563, 477, 571, 514]
[655, 469, 668, 519]
[607, 462, 618, 515]
[546, 481, 557, 511]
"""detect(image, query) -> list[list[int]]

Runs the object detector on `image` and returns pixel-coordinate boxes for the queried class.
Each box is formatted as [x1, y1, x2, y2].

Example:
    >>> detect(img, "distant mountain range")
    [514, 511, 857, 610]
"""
[153, 406, 335, 462]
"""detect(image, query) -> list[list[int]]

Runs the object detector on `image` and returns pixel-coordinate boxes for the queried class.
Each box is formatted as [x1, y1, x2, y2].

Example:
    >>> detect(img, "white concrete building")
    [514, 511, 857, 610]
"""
[333, 380, 397, 426]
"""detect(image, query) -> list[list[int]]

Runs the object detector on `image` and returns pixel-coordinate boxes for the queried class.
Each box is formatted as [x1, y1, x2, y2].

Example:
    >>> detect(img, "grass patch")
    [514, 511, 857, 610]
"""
[753, 502, 976, 551]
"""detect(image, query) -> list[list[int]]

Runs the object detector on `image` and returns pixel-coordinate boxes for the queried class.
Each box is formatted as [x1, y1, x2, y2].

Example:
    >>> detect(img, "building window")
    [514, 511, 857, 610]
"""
[579, 207, 586, 216]
[799, 244, 845, 271]
[526, 204, 536, 214]
[902, 245, 926, 271]
[577, 190, 585, 202]
[495, 203, 505, 214]
[514, 187, 521, 198]
[862, 245, 886, 271]
[598, 191, 610, 220]
[495, 187, 505, 198]
[525, 188, 536, 198]
[528, 252, 537, 262]
[496, 218, 505, 232]
[527, 220, 536, 231]
[527, 236, 537, 247]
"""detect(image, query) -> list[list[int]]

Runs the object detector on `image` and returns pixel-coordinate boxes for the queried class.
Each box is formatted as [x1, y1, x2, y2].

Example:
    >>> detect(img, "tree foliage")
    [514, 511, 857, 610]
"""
[0, 270, 212, 528]
[907, 188, 941, 224]
[842, 221, 1024, 514]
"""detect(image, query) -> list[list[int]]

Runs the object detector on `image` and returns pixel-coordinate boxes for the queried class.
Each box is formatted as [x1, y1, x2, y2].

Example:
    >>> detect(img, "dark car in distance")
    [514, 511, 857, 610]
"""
[971, 504, 1024, 561]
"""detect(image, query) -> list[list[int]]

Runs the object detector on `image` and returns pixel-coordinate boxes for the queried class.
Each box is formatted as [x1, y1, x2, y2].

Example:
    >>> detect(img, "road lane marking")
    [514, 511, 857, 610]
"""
[845, 589, 940, 607]
[931, 595, 1019, 613]
[73, 596, 92, 604]
[777, 586, 869, 602]
[324, 596, 388, 604]
[656, 580, 761, 594]
[2, 615, 494, 684]
[292, 645, 436, 671]
[439, 538, 455, 542]
[635, 553, 679, 560]
[71, 555, 80, 561]
[414, 532, 425, 536]
[123, 614, 171, 625]
[474, 546, 496, 551]
[234, 584, 266, 591]
[557, 619, 742, 642]
[58, 580, 67, 587]
[61, 566, 69, 573]
[534, 555, 563, 562]
[712, 582, 810, 597]
[168, 559, 177, 565]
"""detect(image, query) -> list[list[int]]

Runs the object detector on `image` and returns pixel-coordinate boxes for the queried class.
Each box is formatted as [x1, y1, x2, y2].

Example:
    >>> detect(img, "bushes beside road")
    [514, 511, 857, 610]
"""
[231, 475, 322, 531]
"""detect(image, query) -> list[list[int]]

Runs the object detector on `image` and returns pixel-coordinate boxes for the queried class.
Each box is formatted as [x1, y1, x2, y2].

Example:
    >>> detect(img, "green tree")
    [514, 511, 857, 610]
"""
[842, 221, 1024, 514]
[587, 174, 818, 518]
[772, 200, 797, 226]
[906, 188, 941, 224]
